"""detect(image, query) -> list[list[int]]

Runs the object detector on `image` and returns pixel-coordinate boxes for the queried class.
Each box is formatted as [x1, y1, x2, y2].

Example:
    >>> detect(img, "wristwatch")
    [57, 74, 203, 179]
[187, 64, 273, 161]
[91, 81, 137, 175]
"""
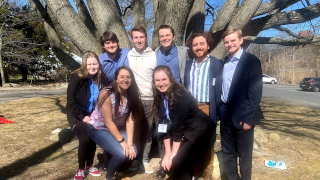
[118, 137, 125, 143]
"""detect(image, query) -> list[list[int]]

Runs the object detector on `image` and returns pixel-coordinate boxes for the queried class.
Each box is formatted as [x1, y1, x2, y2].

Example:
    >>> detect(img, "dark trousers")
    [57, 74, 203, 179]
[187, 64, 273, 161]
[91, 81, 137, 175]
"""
[157, 124, 215, 180]
[72, 121, 96, 169]
[220, 103, 254, 180]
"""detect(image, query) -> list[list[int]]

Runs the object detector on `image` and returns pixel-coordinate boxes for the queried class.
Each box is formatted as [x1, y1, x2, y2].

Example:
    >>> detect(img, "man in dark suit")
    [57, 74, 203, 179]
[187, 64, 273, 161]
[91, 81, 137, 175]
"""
[216, 28, 262, 180]
[184, 31, 221, 180]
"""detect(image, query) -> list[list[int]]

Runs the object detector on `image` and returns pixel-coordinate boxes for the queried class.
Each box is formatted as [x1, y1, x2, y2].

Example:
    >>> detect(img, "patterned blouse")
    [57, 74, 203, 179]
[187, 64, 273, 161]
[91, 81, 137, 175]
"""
[89, 89, 129, 130]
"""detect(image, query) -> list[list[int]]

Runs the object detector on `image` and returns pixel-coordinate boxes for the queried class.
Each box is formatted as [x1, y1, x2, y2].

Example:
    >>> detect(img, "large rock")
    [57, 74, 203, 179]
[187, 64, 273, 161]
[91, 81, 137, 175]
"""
[213, 151, 228, 180]
[269, 132, 280, 141]
[49, 128, 62, 142]
[58, 128, 75, 144]
[254, 126, 268, 147]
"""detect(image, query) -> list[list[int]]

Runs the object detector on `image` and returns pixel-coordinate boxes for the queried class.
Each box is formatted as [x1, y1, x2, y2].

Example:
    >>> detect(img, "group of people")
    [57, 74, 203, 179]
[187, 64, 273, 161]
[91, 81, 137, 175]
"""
[66, 24, 263, 180]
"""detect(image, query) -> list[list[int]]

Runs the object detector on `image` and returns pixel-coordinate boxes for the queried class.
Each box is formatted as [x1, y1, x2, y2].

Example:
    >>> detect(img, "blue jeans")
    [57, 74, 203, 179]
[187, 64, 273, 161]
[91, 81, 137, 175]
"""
[87, 124, 137, 180]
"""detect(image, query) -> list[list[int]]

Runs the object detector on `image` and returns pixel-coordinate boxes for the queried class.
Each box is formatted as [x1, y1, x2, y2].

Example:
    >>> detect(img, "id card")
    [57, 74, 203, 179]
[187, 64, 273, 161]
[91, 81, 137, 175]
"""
[212, 78, 216, 86]
[158, 124, 167, 133]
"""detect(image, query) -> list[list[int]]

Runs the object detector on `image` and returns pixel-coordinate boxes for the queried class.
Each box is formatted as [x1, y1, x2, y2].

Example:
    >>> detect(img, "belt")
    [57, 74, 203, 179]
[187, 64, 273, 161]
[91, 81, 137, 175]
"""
[197, 102, 209, 106]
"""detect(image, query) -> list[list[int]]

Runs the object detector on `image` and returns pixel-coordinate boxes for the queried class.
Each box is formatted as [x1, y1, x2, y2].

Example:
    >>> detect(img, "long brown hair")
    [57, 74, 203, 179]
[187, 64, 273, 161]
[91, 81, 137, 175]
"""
[151, 66, 189, 119]
[74, 51, 108, 89]
[98, 66, 144, 123]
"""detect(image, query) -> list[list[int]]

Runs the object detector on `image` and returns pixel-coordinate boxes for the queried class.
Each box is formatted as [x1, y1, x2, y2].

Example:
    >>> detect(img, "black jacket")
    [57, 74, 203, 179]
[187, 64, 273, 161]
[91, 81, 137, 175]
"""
[158, 88, 215, 145]
[66, 73, 91, 128]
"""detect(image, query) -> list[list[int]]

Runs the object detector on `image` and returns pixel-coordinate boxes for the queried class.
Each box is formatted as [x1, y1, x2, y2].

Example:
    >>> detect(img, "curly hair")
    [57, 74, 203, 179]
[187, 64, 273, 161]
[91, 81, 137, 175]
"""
[186, 31, 214, 59]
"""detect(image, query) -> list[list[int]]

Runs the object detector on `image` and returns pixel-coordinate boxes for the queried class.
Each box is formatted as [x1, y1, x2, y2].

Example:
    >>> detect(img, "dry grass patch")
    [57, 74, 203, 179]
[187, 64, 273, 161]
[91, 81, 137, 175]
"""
[0, 96, 320, 180]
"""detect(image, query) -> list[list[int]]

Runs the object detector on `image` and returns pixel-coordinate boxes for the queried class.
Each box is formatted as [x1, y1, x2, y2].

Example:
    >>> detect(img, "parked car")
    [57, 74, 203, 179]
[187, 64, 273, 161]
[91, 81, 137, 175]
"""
[263, 74, 277, 84]
[300, 77, 320, 92]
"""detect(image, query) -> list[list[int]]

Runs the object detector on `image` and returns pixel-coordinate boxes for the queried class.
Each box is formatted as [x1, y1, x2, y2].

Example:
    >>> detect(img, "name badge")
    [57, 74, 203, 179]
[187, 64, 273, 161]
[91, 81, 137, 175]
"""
[158, 124, 167, 133]
[212, 78, 216, 86]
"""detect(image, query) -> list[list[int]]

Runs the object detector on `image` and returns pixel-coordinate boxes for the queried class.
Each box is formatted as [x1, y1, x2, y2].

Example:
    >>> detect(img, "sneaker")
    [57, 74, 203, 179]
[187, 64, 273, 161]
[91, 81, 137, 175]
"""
[128, 160, 139, 171]
[142, 162, 154, 173]
[74, 169, 85, 180]
[86, 166, 101, 177]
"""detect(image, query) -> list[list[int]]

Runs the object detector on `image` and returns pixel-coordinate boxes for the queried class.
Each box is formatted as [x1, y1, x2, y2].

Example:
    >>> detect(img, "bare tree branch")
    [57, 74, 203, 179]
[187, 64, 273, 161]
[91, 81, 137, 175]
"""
[209, 0, 240, 33]
[73, 0, 98, 39]
[123, 4, 132, 16]
[244, 3, 320, 36]
[254, 0, 300, 17]
[274, 26, 303, 39]
[244, 35, 320, 46]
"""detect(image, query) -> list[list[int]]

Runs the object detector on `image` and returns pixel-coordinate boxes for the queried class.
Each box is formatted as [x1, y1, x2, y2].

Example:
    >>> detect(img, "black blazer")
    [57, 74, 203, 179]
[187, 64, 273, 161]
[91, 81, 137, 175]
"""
[66, 73, 91, 128]
[158, 88, 214, 144]
[215, 51, 263, 129]
[184, 56, 221, 122]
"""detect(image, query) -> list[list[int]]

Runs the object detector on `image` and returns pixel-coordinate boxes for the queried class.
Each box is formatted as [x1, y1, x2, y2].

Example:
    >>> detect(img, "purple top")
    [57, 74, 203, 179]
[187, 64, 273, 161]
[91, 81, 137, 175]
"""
[89, 89, 129, 130]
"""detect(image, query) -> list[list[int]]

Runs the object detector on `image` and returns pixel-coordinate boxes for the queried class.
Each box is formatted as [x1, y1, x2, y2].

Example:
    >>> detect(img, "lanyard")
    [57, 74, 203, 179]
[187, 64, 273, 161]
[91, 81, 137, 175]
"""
[163, 99, 168, 123]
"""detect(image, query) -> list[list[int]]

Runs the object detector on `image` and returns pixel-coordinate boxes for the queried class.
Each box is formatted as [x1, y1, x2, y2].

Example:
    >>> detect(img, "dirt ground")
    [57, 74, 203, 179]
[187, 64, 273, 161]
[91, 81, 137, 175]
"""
[0, 95, 319, 180]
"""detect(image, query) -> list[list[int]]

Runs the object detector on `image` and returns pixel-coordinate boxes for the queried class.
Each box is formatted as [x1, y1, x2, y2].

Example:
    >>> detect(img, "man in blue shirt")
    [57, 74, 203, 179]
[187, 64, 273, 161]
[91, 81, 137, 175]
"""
[99, 31, 130, 83]
[216, 28, 263, 180]
[155, 25, 189, 85]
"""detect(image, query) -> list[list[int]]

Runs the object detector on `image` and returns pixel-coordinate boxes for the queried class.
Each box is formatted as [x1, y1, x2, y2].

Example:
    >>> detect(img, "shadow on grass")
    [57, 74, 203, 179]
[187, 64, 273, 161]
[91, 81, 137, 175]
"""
[50, 96, 67, 115]
[259, 99, 320, 144]
[0, 142, 61, 180]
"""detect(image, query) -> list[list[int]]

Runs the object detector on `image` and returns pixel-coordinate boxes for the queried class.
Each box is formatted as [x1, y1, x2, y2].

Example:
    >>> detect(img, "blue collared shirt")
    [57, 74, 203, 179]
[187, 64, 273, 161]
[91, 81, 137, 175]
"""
[221, 48, 243, 103]
[99, 48, 130, 83]
[85, 78, 99, 113]
[157, 45, 180, 83]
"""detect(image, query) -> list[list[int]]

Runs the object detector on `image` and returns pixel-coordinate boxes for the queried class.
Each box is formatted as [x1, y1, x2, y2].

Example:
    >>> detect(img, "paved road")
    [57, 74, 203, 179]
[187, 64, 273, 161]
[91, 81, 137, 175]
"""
[263, 84, 320, 109]
[0, 89, 66, 103]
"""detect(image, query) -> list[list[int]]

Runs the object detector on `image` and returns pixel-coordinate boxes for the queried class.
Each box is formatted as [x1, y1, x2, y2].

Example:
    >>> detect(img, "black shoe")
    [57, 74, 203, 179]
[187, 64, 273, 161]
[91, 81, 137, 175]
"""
[156, 168, 166, 179]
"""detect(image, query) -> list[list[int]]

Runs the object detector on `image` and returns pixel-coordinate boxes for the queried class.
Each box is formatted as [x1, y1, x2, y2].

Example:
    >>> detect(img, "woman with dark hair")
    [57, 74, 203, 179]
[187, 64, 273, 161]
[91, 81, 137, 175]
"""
[152, 66, 216, 180]
[88, 66, 144, 180]
[66, 51, 108, 180]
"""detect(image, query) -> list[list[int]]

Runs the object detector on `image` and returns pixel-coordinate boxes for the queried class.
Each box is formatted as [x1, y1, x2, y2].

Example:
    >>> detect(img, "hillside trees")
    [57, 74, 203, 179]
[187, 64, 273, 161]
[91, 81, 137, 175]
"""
[29, 0, 320, 70]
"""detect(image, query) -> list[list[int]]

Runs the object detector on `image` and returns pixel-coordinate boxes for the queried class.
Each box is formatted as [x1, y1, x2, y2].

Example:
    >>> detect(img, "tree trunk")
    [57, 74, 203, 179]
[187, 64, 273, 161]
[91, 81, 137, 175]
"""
[20, 66, 28, 81]
[29, 0, 80, 70]
[86, 0, 131, 49]
[164, 0, 195, 46]
[44, 0, 101, 54]
[209, 0, 240, 33]
[151, 0, 167, 49]
[0, 24, 5, 86]
[73, 0, 99, 40]
[132, 0, 146, 29]
[210, 0, 263, 59]
[185, 0, 205, 43]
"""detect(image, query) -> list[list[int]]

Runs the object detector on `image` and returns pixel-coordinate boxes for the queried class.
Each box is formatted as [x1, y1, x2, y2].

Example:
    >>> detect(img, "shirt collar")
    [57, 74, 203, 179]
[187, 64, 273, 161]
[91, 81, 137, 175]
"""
[160, 44, 176, 56]
[101, 49, 122, 62]
[192, 54, 210, 64]
[228, 48, 243, 62]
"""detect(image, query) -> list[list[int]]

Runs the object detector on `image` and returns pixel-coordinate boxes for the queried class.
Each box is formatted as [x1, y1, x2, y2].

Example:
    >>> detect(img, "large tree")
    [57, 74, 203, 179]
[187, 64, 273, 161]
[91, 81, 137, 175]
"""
[29, 0, 320, 69]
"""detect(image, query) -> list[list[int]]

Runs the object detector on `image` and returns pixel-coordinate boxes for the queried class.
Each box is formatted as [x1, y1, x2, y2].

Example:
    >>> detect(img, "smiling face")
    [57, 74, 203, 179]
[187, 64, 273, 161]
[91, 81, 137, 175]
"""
[154, 70, 171, 93]
[103, 40, 119, 55]
[223, 32, 243, 58]
[116, 69, 132, 92]
[86, 57, 99, 77]
[192, 36, 209, 61]
[158, 28, 175, 50]
[132, 31, 147, 53]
